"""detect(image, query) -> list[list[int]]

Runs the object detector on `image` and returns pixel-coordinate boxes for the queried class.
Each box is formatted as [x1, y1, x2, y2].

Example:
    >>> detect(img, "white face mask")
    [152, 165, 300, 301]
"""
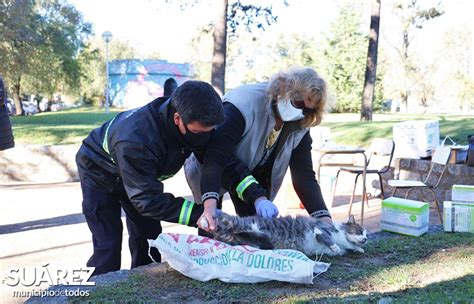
[276, 97, 305, 122]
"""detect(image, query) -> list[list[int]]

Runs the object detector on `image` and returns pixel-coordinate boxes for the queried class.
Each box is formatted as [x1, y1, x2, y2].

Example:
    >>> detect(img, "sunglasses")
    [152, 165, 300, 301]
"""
[290, 99, 315, 114]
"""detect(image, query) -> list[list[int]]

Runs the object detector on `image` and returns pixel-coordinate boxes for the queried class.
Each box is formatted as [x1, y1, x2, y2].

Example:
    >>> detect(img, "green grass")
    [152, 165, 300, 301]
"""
[321, 113, 473, 147]
[9, 108, 474, 146]
[69, 230, 474, 303]
[10, 106, 119, 145]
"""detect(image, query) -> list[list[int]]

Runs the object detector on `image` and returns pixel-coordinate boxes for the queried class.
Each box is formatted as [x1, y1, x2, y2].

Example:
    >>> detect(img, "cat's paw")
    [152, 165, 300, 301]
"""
[313, 227, 322, 235]
[329, 244, 342, 254]
[353, 247, 364, 254]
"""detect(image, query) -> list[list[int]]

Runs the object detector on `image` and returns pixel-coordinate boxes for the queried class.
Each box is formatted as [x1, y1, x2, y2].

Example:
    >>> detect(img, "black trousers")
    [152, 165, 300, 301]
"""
[81, 183, 162, 276]
[0, 105, 14, 151]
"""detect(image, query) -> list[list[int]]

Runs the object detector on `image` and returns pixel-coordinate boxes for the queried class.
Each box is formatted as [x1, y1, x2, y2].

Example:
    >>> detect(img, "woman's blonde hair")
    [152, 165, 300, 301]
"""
[267, 67, 327, 128]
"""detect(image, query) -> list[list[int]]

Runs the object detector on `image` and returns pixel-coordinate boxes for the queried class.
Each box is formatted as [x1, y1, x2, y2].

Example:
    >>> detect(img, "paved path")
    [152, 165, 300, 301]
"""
[0, 169, 442, 302]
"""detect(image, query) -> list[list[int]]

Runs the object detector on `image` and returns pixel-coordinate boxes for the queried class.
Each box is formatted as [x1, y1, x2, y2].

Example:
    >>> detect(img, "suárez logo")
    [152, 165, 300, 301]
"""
[2, 264, 95, 287]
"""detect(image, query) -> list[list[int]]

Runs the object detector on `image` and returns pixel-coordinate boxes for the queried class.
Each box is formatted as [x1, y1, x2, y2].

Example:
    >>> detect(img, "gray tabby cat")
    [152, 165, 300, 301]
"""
[212, 213, 367, 257]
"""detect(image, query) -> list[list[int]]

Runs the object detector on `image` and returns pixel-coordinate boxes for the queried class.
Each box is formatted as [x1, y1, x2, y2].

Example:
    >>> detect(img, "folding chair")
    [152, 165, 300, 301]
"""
[387, 146, 452, 222]
[332, 138, 395, 218]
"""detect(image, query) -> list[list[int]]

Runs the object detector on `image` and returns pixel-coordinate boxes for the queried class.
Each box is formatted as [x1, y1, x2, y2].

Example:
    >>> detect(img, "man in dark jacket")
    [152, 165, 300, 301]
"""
[0, 76, 14, 150]
[76, 80, 228, 276]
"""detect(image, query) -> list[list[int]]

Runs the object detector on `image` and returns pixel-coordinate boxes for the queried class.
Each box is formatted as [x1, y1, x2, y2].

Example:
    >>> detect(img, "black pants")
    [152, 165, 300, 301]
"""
[0, 105, 14, 151]
[81, 183, 162, 276]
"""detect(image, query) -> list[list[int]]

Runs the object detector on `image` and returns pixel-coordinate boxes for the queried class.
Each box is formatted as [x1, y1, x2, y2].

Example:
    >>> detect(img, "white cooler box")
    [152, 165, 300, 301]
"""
[393, 120, 439, 159]
[381, 197, 429, 236]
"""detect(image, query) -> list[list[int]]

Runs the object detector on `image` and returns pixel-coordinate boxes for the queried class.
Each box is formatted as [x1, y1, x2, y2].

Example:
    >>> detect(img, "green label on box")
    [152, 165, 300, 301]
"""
[382, 197, 429, 213]
[452, 185, 474, 192]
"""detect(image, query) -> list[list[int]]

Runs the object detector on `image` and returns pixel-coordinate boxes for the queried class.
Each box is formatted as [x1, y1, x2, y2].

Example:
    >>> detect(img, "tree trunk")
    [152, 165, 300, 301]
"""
[361, 0, 381, 122]
[401, 92, 408, 113]
[401, 29, 409, 113]
[12, 76, 23, 116]
[211, 0, 228, 96]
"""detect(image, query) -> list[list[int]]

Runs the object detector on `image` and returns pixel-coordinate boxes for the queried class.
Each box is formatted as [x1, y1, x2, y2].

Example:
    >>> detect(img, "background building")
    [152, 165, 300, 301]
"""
[109, 59, 194, 109]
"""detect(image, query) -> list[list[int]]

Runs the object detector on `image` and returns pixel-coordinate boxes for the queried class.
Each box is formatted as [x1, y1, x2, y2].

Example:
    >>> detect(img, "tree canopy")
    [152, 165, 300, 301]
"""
[0, 0, 92, 114]
[322, 3, 381, 113]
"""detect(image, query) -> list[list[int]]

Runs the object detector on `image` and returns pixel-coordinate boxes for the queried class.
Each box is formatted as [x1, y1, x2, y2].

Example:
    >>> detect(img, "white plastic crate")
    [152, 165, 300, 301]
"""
[393, 120, 439, 159]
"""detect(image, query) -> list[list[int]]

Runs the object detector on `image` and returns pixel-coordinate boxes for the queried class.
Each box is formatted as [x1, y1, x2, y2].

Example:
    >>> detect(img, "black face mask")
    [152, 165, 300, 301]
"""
[166, 102, 214, 149]
[181, 123, 214, 149]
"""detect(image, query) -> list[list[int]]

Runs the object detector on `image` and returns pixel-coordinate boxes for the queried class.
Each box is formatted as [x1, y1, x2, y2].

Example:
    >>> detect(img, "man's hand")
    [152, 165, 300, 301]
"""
[254, 197, 279, 218]
[197, 198, 218, 231]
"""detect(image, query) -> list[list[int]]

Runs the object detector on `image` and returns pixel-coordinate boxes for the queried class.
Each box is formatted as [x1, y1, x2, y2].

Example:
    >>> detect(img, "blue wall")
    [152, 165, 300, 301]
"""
[109, 59, 194, 109]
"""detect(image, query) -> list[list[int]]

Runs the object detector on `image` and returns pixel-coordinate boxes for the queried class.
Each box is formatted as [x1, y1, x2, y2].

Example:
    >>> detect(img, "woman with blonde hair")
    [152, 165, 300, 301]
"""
[185, 67, 332, 231]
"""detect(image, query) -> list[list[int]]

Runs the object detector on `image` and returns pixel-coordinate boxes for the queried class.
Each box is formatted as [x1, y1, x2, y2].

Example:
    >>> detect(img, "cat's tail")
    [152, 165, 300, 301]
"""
[234, 231, 274, 250]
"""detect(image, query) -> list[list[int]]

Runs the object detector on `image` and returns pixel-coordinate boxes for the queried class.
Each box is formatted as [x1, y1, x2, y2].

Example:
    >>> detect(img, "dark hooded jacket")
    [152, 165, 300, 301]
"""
[76, 97, 204, 225]
[0, 76, 14, 151]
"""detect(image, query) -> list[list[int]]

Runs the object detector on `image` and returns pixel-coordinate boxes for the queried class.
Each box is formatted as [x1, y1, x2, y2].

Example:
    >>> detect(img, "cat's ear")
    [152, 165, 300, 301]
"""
[347, 215, 356, 225]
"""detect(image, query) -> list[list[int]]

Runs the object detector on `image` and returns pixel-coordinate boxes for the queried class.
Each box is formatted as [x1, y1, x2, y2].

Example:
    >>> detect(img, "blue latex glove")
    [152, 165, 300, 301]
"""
[254, 198, 279, 218]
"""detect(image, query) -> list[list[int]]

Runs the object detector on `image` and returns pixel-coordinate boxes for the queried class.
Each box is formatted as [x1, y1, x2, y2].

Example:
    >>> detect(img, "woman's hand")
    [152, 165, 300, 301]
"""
[254, 197, 279, 218]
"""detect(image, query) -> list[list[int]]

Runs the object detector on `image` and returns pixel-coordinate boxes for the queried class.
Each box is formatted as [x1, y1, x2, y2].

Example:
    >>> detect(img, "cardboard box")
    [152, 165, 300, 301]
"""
[284, 174, 335, 209]
[452, 185, 474, 202]
[320, 174, 335, 208]
[381, 197, 429, 236]
[447, 146, 468, 164]
[443, 201, 474, 232]
[284, 182, 302, 209]
[393, 120, 439, 159]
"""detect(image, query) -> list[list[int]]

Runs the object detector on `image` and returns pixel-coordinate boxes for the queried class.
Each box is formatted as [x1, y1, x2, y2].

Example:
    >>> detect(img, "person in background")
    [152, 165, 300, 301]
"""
[154, 78, 178, 104]
[163, 78, 178, 97]
[0, 76, 14, 151]
[185, 67, 332, 231]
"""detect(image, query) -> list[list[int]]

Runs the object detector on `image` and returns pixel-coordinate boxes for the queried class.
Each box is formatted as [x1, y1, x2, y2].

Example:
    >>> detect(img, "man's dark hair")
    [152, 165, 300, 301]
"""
[163, 78, 178, 97]
[171, 80, 224, 126]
